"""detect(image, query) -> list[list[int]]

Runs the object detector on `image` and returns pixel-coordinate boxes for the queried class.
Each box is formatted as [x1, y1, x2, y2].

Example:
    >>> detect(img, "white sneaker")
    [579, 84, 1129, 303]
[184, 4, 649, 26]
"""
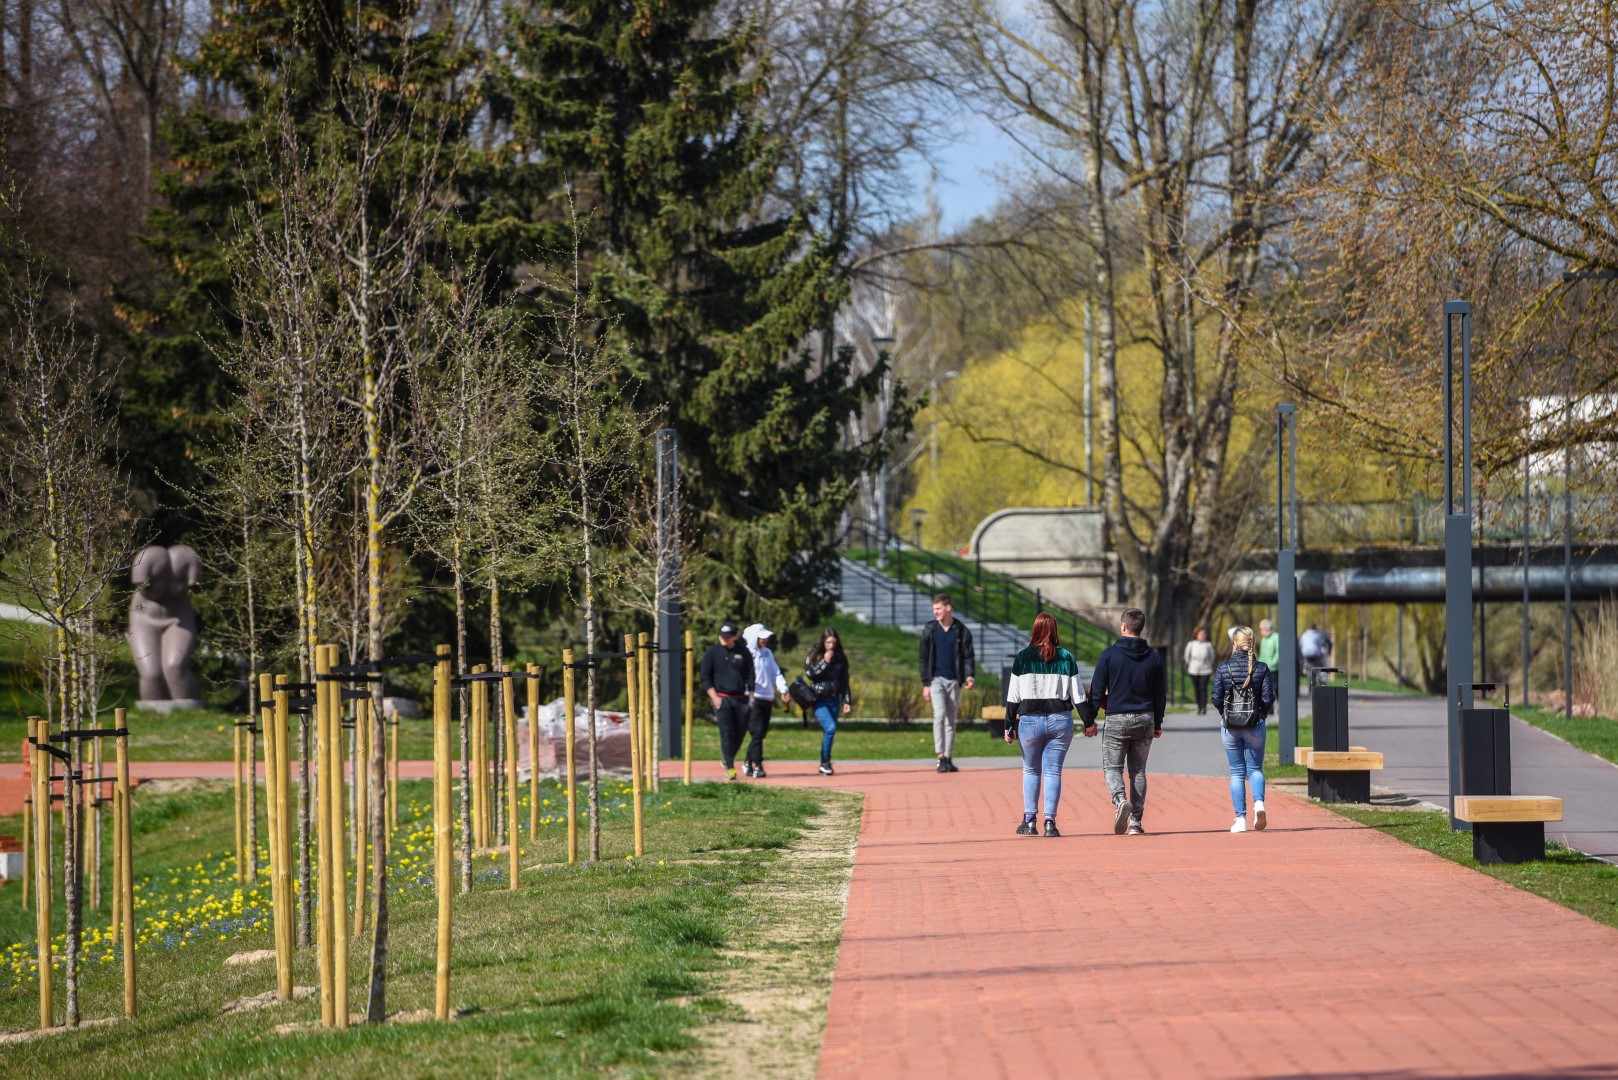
[1253, 800, 1267, 831]
[1230, 815, 1247, 833]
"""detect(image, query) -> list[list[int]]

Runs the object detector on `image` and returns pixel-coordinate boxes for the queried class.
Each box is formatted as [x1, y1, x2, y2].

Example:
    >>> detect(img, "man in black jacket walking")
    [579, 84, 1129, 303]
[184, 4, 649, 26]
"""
[701, 622, 754, 781]
[919, 594, 975, 773]
[1085, 607, 1166, 835]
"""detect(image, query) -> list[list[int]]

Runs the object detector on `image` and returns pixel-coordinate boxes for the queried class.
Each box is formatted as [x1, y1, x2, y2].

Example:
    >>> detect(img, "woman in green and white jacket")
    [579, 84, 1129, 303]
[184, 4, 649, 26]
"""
[1002, 612, 1090, 837]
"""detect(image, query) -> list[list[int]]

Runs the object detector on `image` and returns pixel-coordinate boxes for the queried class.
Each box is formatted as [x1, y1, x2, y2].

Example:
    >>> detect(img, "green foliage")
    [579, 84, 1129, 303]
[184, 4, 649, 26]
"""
[129, 0, 474, 539]
[484, 0, 881, 628]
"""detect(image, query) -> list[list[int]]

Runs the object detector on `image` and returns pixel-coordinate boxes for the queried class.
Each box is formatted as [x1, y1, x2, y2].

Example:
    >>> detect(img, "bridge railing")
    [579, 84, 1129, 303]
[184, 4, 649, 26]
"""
[1248, 493, 1618, 548]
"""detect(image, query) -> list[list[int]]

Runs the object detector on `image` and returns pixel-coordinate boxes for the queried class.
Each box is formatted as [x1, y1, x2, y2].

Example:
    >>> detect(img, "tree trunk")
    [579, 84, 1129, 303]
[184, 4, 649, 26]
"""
[488, 577, 504, 843]
[455, 553, 472, 895]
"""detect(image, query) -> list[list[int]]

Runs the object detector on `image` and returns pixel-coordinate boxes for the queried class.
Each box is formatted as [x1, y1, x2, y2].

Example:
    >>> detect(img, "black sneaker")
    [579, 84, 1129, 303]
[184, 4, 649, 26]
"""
[753, 764, 767, 779]
[1043, 819, 1060, 838]
[936, 758, 949, 773]
[945, 757, 959, 772]
[742, 761, 755, 778]
[1016, 818, 1038, 836]
[818, 762, 834, 776]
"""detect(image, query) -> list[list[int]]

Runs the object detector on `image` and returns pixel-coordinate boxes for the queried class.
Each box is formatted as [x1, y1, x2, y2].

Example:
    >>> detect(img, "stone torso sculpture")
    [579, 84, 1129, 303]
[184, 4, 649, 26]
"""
[129, 544, 206, 711]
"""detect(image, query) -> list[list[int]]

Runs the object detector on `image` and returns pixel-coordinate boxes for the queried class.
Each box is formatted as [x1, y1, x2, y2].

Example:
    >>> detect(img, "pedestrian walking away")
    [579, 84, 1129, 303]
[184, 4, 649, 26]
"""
[1003, 612, 1089, 837]
[805, 628, 852, 775]
[1087, 607, 1166, 835]
[1183, 626, 1215, 716]
[1212, 625, 1277, 833]
[919, 593, 975, 773]
[1299, 623, 1330, 682]
[701, 622, 755, 781]
[742, 623, 789, 779]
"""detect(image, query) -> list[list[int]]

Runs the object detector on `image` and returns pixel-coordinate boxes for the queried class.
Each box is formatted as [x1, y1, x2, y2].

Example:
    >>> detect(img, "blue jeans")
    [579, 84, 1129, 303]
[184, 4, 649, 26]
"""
[1018, 713, 1074, 817]
[813, 699, 839, 762]
[1222, 721, 1266, 814]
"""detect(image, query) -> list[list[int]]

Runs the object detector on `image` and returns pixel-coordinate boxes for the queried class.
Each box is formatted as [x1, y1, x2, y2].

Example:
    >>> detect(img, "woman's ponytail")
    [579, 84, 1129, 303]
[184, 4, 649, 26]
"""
[1232, 626, 1256, 689]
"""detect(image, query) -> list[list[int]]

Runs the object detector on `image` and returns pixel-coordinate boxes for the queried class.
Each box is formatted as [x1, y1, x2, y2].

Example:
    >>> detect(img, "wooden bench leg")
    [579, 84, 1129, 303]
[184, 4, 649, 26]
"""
[1308, 769, 1370, 803]
[1473, 822, 1546, 865]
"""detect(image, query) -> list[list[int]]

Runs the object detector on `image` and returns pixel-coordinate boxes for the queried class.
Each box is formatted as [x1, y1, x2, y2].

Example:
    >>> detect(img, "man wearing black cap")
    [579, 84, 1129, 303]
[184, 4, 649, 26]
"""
[701, 622, 755, 781]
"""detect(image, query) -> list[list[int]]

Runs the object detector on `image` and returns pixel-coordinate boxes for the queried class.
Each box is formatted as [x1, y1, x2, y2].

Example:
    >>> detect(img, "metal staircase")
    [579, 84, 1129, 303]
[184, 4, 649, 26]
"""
[837, 556, 1093, 682]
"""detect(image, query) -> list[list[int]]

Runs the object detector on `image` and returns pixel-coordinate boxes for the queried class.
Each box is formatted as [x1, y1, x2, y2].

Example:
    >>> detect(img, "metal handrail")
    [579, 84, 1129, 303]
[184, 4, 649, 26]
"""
[839, 515, 1110, 662]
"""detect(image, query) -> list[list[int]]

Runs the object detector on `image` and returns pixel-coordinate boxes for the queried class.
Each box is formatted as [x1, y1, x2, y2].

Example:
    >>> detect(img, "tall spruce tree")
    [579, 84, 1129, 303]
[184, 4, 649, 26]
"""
[485, 0, 896, 625]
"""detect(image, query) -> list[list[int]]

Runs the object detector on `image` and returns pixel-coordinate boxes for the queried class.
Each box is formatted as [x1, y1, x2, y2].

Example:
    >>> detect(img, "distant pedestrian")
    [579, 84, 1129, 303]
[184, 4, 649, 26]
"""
[1212, 626, 1277, 833]
[805, 628, 852, 776]
[1183, 627, 1215, 715]
[1299, 624, 1329, 681]
[1257, 618, 1280, 671]
[1087, 607, 1167, 835]
[919, 593, 976, 774]
[741, 624, 789, 779]
[700, 621, 755, 781]
[1003, 612, 1088, 837]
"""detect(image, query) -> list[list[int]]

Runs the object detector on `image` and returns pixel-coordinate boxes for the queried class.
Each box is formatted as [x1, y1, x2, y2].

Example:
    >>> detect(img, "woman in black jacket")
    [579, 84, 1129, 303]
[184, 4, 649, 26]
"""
[806, 628, 852, 775]
[1211, 626, 1276, 833]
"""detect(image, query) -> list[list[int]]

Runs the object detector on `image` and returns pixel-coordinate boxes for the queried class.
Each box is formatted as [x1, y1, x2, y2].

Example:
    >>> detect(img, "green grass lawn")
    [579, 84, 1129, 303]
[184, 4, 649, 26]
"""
[1, 776, 848, 1075]
[1330, 803, 1618, 931]
[1511, 704, 1618, 766]
[0, 709, 441, 764]
[1263, 716, 1313, 780]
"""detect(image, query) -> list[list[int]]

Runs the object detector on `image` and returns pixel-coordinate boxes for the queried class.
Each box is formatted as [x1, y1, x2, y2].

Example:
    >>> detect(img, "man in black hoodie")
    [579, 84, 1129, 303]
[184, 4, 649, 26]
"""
[1085, 607, 1166, 835]
[700, 622, 755, 781]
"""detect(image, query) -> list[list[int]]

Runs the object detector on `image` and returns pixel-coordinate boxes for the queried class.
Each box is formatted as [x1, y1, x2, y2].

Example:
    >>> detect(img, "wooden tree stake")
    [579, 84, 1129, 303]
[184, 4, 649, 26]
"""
[433, 644, 453, 1020]
[563, 649, 578, 864]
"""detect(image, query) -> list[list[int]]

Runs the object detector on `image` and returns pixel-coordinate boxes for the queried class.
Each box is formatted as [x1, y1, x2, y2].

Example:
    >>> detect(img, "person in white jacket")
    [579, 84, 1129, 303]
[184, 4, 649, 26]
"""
[743, 623, 790, 778]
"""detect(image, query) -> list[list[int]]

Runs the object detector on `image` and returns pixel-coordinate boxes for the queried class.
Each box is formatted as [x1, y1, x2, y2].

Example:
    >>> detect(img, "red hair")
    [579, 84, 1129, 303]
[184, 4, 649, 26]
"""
[1030, 612, 1060, 662]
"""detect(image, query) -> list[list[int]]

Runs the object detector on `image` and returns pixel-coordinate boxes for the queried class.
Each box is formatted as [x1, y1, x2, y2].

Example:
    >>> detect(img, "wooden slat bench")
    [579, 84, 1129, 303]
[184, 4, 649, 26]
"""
[1454, 796, 1563, 864]
[1296, 749, 1383, 803]
[982, 706, 1006, 739]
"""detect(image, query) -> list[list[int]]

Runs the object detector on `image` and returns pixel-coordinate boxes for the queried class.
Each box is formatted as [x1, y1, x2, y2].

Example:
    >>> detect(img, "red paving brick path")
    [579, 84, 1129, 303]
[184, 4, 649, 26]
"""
[740, 762, 1618, 1080]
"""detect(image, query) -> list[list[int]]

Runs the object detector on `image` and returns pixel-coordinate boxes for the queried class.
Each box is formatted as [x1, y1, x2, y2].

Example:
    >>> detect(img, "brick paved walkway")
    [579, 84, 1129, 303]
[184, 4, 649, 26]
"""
[732, 762, 1618, 1080]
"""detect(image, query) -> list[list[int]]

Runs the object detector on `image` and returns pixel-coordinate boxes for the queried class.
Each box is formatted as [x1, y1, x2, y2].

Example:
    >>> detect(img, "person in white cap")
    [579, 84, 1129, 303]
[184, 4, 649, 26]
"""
[742, 623, 790, 778]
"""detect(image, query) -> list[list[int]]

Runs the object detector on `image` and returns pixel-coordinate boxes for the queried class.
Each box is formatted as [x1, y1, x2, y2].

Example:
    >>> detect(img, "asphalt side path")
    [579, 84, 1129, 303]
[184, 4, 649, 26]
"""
[1346, 693, 1618, 861]
[732, 762, 1618, 1080]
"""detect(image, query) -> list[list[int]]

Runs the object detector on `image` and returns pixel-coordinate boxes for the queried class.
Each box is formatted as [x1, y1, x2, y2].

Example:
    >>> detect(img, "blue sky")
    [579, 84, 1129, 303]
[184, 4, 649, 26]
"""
[907, 112, 1024, 232]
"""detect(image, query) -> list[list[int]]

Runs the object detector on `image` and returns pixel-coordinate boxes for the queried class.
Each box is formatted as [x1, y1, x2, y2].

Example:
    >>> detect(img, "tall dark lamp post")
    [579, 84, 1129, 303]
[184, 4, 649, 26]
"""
[1442, 300, 1475, 831]
[655, 428, 683, 757]
[871, 333, 896, 566]
[1514, 397, 1530, 708]
[1275, 403, 1299, 761]
[909, 507, 928, 549]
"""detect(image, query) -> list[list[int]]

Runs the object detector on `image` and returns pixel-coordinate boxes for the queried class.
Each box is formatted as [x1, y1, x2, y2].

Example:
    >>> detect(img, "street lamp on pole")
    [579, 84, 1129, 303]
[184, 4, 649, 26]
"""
[909, 507, 928, 549]
[1442, 300, 1474, 831]
[872, 332, 896, 566]
[1275, 403, 1299, 762]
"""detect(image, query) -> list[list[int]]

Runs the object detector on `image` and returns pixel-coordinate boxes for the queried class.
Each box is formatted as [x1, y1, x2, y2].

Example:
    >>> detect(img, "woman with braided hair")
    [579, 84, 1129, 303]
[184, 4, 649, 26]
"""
[1211, 626, 1276, 833]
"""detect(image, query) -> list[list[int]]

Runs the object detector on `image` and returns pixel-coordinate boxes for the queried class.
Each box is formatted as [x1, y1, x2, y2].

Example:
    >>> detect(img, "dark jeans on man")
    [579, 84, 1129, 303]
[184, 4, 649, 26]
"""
[715, 695, 749, 768]
[1102, 711, 1156, 824]
[747, 698, 774, 766]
